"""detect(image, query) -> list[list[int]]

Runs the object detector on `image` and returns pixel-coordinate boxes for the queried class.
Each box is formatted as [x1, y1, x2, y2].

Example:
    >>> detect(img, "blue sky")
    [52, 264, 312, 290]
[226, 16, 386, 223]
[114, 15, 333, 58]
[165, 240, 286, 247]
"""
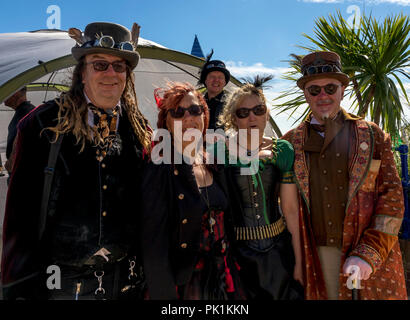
[0, 0, 409, 132]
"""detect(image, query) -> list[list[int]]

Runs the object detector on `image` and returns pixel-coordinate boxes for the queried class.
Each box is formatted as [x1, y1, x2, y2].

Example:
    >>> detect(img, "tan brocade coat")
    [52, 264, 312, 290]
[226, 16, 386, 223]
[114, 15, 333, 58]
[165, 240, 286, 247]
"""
[282, 109, 407, 300]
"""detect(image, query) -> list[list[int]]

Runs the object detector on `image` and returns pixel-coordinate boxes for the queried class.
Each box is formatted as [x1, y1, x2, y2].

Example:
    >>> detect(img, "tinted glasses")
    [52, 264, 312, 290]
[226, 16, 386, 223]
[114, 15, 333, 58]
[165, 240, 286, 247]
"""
[235, 104, 267, 119]
[306, 83, 341, 96]
[168, 105, 204, 118]
[87, 60, 127, 73]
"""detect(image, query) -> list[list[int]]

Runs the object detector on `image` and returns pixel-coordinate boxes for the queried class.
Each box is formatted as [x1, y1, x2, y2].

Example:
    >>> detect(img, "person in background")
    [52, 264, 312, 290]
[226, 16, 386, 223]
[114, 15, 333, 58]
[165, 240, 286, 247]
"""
[3, 87, 35, 181]
[198, 50, 231, 130]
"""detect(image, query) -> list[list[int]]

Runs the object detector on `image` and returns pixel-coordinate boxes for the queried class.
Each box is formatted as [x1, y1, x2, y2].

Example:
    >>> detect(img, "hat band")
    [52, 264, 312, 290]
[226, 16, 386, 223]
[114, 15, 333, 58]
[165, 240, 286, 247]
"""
[302, 64, 341, 77]
[81, 35, 135, 52]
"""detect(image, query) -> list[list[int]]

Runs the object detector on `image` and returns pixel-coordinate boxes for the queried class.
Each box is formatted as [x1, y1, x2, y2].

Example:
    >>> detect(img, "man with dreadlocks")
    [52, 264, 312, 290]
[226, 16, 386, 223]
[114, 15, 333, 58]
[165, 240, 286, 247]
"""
[199, 50, 231, 130]
[1, 22, 151, 300]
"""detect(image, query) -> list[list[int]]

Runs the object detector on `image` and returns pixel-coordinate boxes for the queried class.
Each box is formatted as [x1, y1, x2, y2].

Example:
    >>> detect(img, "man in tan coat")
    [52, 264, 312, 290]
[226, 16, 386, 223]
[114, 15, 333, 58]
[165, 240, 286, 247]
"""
[282, 51, 407, 300]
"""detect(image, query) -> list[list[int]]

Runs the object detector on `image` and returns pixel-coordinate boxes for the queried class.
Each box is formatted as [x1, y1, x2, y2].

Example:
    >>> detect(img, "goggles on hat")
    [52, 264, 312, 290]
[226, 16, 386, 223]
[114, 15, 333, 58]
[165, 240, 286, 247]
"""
[303, 64, 341, 77]
[235, 104, 267, 119]
[168, 104, 204, 118]
[206, 61, 226, 69]
[306, 83, 341, 96]
[82, 35, 135, 51]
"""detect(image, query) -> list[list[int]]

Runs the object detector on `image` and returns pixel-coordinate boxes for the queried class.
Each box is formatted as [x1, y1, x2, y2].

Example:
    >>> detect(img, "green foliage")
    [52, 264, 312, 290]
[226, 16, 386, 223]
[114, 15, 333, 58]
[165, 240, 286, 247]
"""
[274, 11, 410, 141]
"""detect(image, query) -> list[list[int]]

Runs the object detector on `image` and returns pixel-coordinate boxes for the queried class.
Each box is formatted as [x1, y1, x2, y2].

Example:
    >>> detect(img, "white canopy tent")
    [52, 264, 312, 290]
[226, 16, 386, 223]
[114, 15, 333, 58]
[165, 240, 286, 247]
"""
[0, 29, 281, 147]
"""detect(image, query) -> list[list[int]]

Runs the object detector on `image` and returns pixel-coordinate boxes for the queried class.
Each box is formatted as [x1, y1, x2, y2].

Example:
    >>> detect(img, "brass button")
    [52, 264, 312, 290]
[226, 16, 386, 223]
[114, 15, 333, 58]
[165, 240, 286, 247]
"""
[102, 185, 108, 190]
[102, 211, 107, 217]
[324, 186, 329, 191]
[323, 170, 327, 174]
[336, 153, 341, 157]
[178, 194, 184, 200]
[182, 219, 188, 224]
[181, 243, 187, 249]
[337, 169, 342, 174]
[174, 169, 179, 176]
[101, 163, 106, 169]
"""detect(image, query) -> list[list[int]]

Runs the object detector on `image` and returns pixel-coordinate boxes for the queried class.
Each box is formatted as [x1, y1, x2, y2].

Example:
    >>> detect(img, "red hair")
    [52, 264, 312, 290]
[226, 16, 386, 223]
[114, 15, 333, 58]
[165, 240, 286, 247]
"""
[155, 82, 209, 135]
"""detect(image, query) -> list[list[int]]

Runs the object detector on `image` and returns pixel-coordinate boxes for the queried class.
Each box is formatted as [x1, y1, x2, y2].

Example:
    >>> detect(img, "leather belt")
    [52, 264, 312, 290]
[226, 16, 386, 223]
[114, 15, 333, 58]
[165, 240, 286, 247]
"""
[234, 217, 285, 241]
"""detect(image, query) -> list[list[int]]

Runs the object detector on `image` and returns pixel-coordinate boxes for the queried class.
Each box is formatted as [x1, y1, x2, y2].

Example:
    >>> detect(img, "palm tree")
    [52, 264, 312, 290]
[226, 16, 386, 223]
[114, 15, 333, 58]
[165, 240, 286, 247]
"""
[274, 11, 410, 141]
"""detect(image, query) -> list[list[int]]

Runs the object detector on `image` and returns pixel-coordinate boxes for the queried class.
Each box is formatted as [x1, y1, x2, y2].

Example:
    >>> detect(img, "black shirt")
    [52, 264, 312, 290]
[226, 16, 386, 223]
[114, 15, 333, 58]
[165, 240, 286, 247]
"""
[205, 90, 226, 130]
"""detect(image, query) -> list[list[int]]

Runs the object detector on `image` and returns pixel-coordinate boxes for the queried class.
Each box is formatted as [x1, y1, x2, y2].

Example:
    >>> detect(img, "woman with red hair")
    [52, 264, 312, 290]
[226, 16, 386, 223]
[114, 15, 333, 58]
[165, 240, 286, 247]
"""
[140, 82, 243, 300]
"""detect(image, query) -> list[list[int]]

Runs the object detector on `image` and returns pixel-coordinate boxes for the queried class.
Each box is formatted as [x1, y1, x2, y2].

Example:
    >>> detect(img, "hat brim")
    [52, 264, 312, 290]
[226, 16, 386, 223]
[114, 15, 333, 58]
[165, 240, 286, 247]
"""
[72, 47, 140, 70]
[297, 72, 349, 89]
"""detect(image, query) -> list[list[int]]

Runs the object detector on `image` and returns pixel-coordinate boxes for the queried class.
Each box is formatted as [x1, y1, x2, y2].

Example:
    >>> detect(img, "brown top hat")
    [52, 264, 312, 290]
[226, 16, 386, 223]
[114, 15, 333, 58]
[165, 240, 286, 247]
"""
[69, 22, 141, 69]
[297, 51, 350, 89]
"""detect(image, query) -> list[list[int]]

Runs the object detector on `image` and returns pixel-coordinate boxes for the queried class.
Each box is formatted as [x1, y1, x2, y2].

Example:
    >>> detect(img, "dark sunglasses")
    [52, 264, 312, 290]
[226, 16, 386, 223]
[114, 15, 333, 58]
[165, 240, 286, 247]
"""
[235, 104, 267, 119]
[168, 104, 204, 118]
[303, 64, 341, 76]
[87, 60, 127, 73]
[306, 83, 341, 96]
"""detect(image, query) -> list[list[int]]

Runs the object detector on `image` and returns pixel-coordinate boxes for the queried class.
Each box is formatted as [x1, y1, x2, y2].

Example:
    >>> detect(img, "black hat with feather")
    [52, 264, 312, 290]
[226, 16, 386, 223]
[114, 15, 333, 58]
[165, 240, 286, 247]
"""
[69, 22, 141, 69]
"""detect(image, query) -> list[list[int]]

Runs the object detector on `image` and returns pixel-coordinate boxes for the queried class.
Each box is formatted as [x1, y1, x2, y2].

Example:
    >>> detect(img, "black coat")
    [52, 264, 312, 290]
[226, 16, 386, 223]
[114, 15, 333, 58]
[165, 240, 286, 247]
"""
[1, 99, 145, 299]
[140, 161, 231, 299]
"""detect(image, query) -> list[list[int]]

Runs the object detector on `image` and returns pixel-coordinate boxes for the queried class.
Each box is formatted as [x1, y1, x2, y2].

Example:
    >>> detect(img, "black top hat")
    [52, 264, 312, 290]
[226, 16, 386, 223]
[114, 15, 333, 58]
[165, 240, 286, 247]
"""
[199, 60, 231, 85]
[69, 22, 141, 69]
[297, 51, 349, 89]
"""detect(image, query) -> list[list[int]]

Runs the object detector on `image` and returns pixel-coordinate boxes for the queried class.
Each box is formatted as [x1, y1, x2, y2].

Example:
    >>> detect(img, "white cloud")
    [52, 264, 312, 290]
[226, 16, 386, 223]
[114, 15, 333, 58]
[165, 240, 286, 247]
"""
[225, 61, 293, 80]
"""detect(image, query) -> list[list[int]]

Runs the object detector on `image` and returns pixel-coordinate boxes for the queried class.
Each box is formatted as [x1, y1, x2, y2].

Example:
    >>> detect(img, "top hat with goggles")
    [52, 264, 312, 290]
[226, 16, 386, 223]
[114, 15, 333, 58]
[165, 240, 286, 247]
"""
[70, 22, 141, 69]
[297, 51, 349, 89]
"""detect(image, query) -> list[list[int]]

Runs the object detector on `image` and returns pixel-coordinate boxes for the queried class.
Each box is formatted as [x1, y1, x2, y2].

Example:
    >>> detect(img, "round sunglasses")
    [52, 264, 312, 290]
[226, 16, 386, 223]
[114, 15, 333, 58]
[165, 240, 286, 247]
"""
[168, 104, 204, 118]
[235, 104, 267, 119]
[87, 60, 127, 73]
[306, 83, 341, 96]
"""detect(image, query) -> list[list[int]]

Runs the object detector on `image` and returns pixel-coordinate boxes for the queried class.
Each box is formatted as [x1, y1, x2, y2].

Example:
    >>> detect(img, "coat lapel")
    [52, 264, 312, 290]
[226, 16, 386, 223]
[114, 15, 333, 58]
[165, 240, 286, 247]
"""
[292, 122, 310, 209]
[346, 120, 374, 205]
